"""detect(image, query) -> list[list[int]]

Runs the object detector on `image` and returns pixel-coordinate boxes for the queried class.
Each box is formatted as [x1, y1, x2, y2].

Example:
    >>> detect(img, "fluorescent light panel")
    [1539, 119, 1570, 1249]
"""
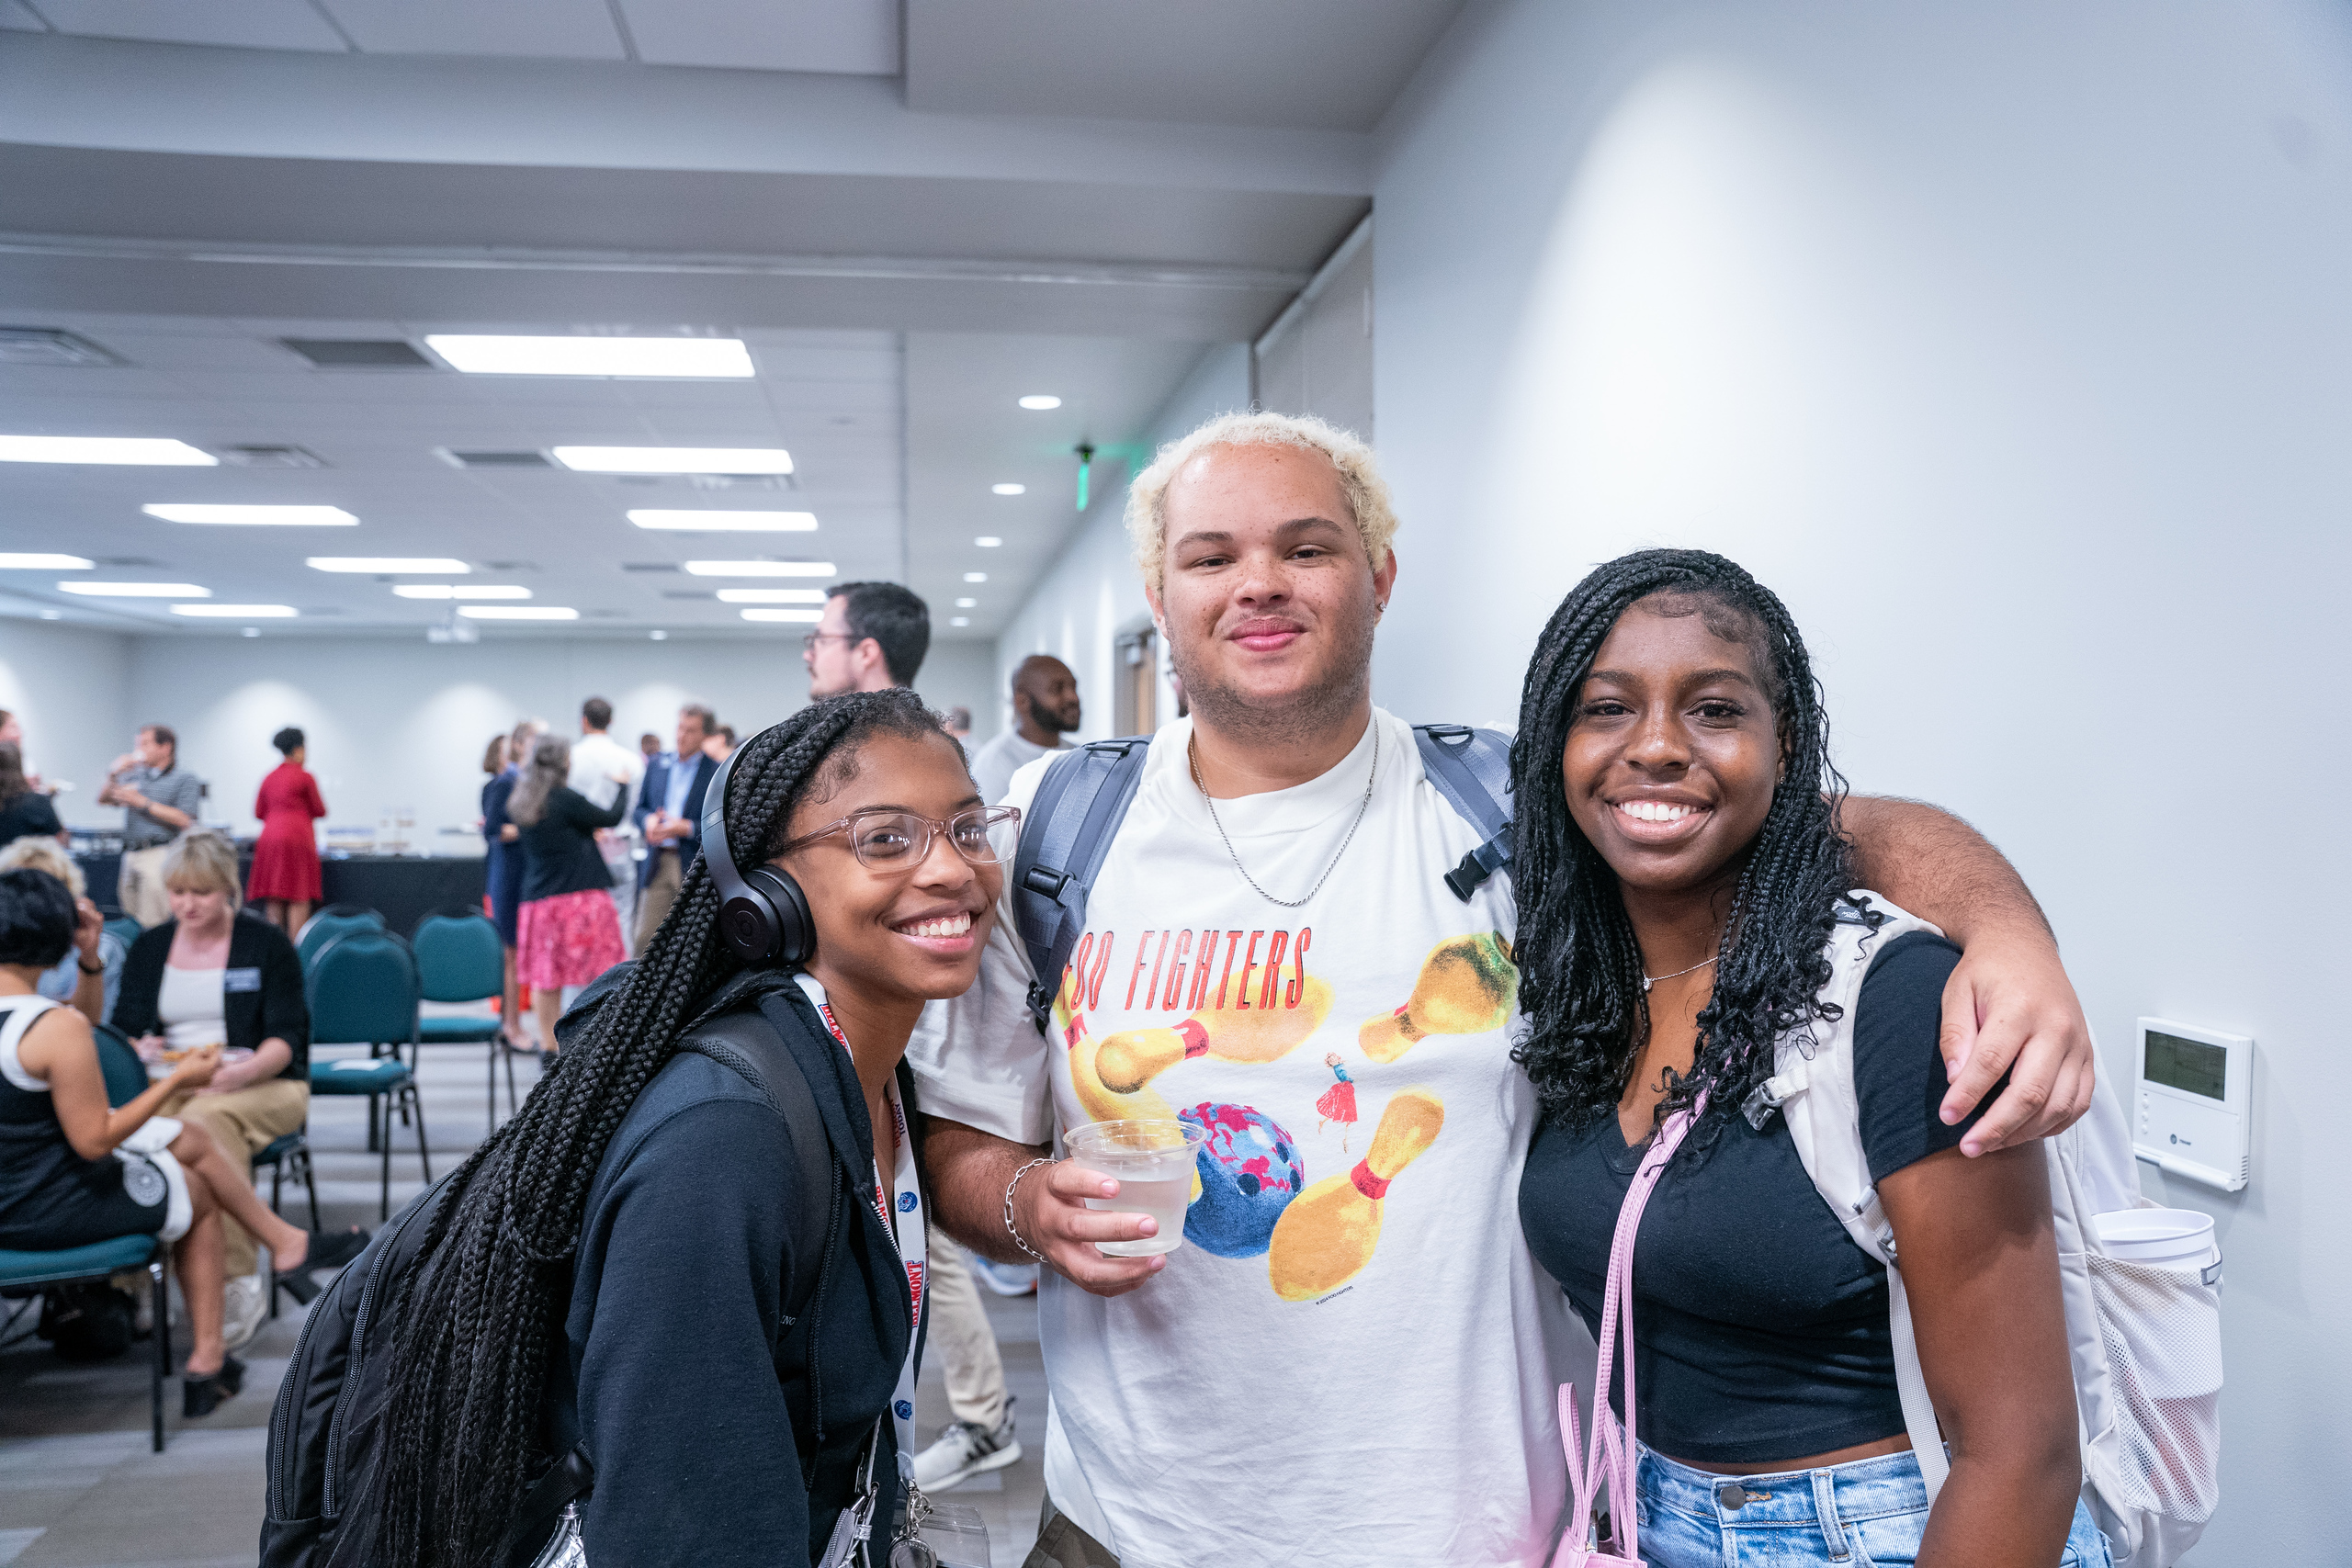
[308, 558, 470, 573]
[459, 605, 579, 621]
[741, 608, 823, 623]
[628, 510, 817, 532]
[60, 581, 207, 597]
[716, 588, 826, 604]
[954, 597, 978, 608]
[682, 560, 836, 577]
[950, 616, 971, 626]
[144, 504, 356, 526]
[174, 604, 296, 617]
[1018, 395, 1061, 411]
[553, 446, 793, 475]
[991, 483, 1025, 496]
[426, 335, 754, 378]
[0, 436, 214, 466]
[393, 584, 532, 600]
[963, 572, 988, 583]
[0, 553, 93, 570]
[974, 536, 1001, 547]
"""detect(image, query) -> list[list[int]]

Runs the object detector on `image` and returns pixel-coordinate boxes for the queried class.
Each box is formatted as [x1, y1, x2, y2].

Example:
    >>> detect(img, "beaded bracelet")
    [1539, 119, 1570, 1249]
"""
[1003, 1156, 1054, 1263]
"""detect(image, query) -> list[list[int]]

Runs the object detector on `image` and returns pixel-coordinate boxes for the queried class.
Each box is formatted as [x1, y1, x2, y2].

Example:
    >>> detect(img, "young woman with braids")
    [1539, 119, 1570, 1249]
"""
[334, 689, 1010, 1568]
[1514, 551, 2107, 1567]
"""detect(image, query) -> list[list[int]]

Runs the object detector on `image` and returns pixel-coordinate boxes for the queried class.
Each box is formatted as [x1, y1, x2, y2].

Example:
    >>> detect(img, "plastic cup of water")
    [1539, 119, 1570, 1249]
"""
[1065, 1118, 1206, 1258]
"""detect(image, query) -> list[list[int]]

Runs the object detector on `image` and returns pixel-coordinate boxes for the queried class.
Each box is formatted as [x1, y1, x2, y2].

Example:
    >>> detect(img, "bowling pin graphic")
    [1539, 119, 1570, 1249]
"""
[1056, 995, 1177, 1124]
[1094, 975, 1335, 1093]
[1358, 931, 1517, 1063]
[1265, 1087, 1443, 1302]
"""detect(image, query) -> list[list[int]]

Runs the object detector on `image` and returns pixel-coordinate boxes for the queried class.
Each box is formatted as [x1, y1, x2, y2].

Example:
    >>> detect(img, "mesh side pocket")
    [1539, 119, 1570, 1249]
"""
[2085, 1251, 2222, 1526]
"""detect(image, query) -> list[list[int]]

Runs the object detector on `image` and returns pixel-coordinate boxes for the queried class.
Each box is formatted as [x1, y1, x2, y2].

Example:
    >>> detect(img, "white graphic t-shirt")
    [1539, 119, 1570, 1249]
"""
[908, 707, 1577, 1568]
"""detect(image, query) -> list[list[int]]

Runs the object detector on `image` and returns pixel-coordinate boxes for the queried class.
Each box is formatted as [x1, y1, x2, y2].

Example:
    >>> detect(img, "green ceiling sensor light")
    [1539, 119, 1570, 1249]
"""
[1075, 443, 1095, 513]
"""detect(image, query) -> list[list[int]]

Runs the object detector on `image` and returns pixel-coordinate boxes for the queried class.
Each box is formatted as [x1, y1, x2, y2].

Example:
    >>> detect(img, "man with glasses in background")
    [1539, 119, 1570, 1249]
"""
[805, 580, 932, 698]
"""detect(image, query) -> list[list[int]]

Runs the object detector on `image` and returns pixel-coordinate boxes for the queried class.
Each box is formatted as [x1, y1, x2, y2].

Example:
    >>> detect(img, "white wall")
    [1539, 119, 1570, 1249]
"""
[992, 344, 1253, 741]
[0, 618, 135, 829]
[1374, 2, 2352, 1558]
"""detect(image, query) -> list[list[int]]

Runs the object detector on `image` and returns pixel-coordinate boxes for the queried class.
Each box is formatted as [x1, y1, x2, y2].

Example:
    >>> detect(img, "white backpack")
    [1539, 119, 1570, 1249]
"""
[1751, 894, 2222, 1568]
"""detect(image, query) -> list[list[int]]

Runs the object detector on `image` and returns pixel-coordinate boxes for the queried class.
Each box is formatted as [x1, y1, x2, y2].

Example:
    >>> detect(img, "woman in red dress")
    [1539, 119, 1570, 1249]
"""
[247, 727, 325, 938]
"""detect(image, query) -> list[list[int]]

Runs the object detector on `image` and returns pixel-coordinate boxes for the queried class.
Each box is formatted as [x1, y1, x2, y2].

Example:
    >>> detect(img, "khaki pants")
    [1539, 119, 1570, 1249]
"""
[925, 1231, 1008, 1430]
[118, 845, 174, 928]
[1023, 1500, 1120, 1568]
[633, 848, 683, 952]
[161, 1077, 309, 1277]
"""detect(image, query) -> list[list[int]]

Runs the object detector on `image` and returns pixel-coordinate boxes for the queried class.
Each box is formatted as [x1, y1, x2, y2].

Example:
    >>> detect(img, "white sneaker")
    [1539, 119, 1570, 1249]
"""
[221, 1274, 268, 1352]
[910, 1404, 1021, 1491]
[967, 1255, 1038, 1297]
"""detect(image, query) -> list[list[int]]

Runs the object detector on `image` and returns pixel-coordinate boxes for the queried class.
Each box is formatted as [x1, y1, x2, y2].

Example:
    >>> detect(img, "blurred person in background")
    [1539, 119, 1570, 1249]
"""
[942, 705, 974, 760]
[700, 723, 739, 764]
[0, 743, 62, 844]
[638, 730, 661, 762]
[568, 697, 643, 955]
[631, 704, 717, 950]
[508, 735, 629, 1054]
[0, 837, 125, 1024]
[805, 579, 930, 698]
[483, 719, 543, 1050]
[0, 711, 46, 793]
[970, 654, 1080, 805]
[99, 724, 204, 928]
[110, 833, 367, 1355]
[247, 727, 326, 939]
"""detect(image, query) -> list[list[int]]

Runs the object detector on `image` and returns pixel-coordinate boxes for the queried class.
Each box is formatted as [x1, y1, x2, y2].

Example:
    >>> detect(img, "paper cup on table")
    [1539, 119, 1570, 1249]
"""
[1065, 1118, 1207, 1258]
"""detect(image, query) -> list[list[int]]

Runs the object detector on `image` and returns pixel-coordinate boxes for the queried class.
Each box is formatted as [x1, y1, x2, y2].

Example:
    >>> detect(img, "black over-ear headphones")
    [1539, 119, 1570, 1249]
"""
[699, 733, 816, 968]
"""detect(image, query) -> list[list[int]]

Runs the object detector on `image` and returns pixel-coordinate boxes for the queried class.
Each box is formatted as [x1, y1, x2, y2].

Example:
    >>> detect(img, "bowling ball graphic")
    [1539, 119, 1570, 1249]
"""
[1180, 1102, 1306, 1258]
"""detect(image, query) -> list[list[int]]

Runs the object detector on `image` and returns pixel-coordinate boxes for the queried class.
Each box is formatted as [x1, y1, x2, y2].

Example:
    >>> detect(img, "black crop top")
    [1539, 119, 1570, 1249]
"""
[1519, 931, 1993, 1465]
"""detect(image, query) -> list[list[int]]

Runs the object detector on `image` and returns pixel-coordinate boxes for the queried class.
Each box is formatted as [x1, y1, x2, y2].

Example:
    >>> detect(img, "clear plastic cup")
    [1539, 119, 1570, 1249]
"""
[1065, 1118, 1206, 1258]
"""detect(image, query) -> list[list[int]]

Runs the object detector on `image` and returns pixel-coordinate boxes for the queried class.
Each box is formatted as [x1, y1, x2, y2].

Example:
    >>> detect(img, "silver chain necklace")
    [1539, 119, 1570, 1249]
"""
[1189, 723, 1379, 909]
[1641, 954, 1717, 994]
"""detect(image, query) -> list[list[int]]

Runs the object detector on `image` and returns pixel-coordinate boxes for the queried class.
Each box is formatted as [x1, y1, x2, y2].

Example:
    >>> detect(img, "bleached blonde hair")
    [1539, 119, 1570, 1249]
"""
[0, 835, 84, 897]
[164, 831, 242, 910]
[1124, 411, 1398, 591]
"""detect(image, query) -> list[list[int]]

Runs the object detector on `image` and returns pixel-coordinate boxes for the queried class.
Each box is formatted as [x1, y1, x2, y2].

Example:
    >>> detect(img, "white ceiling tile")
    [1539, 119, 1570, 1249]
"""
[31, 0, 349, 51]
[319, 0, 625, 61]
[619, 0, 896, 74]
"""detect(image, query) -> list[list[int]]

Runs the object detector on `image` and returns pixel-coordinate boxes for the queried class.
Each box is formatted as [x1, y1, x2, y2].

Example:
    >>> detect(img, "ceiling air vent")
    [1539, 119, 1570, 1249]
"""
[621, 562, 682, 574]
[436, 448, 553, 469]
[217, 445, 326, 468]
[584, 609, 629, 619]
[481, 560, 538, 571]
[0, 328, 127, 367]
[660, 591, 716, 600]
[282, 339, 434, 369]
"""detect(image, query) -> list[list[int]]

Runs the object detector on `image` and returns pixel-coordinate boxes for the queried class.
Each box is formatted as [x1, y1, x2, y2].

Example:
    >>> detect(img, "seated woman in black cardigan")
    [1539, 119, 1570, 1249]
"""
[111, 834, 367, 1352]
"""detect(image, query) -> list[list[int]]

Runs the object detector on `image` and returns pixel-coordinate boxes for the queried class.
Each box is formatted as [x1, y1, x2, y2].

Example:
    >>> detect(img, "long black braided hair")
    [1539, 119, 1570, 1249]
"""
[356, 687, 950, 1568]
[1510, 548, 1871, 1141]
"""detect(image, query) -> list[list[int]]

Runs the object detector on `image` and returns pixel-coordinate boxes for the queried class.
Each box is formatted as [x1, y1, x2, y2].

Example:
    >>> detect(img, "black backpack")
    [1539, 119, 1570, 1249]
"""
[260, 966, 839, 1568]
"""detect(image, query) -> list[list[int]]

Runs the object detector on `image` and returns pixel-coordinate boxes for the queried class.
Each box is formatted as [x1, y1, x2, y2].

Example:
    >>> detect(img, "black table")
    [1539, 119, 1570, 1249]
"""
[75, 851, 487, 936]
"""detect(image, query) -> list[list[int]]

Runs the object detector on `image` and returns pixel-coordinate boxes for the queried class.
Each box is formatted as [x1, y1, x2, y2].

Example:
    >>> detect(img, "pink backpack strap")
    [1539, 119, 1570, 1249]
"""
[1549, 1092, 1708, 1568]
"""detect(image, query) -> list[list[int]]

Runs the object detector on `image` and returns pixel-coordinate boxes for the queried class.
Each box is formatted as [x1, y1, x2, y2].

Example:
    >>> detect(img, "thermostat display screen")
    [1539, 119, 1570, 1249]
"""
[2146, 1030, 2226, 1101]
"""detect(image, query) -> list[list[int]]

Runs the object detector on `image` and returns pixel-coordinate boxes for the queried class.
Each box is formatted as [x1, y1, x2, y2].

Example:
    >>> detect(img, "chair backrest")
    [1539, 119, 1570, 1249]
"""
[410, 911, 504, 1004]
[92, 1022, 150, 1109]
[298, 905, 384, 969]
[306, 930, 421, 1046]
[102, 916, 143, 956]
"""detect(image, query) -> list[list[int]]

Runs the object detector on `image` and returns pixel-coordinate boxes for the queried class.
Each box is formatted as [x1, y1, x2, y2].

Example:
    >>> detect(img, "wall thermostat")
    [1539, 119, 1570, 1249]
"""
[2132, 1018, 2252, 1192]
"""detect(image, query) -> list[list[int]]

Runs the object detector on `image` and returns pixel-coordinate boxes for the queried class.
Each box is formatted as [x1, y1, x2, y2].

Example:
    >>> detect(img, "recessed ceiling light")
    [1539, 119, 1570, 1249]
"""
[973, 536, 1002, 547]
[0, 436, 215, 466]
[426, 336, 754, 378]
[553, 446, 793, 475]
[741, 608, 824, 623]
[0, 553, 94, 570]
[38, 609, 61, 620]
[242, 626, 261, 637]
[991, 483, 1025, 496]
[628, 510, 817, 532]
[649, 629, 668, 641]
[717, 588, 828, 604]
[954, 597, 978, 608]
[308, 557, 470, 573]
[1018, 395, 1061, 411]
[144, 504, 357, 526]
[458, 605, 580, 621]
[392, 584, 532, 600]
[963, 571, 988, 583]
[682, 560, 837, 577]
[60, 581, 208, 597]
[173, 604, 296, 617]
[950, 616, 971, 626]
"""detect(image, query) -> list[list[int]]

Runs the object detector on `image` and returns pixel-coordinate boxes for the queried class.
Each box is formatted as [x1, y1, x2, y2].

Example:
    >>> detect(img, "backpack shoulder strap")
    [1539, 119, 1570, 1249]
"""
[1413, 724, 1517, 901]
[1011, 737, 1152, 1029]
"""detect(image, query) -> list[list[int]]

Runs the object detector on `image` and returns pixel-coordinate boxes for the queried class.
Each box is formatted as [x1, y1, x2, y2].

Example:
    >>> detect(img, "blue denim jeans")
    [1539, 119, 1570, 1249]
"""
[1631, 1443, 2114, 1567]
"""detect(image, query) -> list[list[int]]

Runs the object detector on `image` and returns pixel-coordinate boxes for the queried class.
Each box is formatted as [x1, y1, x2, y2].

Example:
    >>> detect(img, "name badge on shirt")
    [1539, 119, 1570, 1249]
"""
[222, 967, 263, 993]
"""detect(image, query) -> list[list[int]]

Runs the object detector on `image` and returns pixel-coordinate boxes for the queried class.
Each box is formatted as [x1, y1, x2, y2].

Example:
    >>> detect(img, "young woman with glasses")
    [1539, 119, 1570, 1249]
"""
[338, 690, 1016, 1568]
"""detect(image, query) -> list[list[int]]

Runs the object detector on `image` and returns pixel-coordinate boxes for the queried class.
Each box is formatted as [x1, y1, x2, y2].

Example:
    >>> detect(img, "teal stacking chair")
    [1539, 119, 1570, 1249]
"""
[297, 904, 382, 970]
[5, 1027, 175, 1450]
[411, 909, 517, 1134]
[102, 913, 143, 957]
[305, 929, 430, 1220]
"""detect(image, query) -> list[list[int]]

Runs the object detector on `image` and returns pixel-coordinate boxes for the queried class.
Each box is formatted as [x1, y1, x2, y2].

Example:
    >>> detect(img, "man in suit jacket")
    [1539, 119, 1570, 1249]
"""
[630, 704, 718, 952]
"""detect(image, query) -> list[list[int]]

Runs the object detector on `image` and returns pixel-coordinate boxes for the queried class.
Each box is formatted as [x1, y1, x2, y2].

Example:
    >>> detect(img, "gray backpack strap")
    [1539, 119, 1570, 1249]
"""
[1011, 737, 1153, 1030]
[1414, 723, 1517, 901]
[678, 1011, 836, 1327]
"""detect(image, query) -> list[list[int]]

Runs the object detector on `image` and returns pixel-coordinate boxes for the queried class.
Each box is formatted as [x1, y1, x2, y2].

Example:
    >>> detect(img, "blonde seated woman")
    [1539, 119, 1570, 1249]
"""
[107, 834, 367, 1353]
[0, 866, 346, 1415]
[0, 835, 128, 1026]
